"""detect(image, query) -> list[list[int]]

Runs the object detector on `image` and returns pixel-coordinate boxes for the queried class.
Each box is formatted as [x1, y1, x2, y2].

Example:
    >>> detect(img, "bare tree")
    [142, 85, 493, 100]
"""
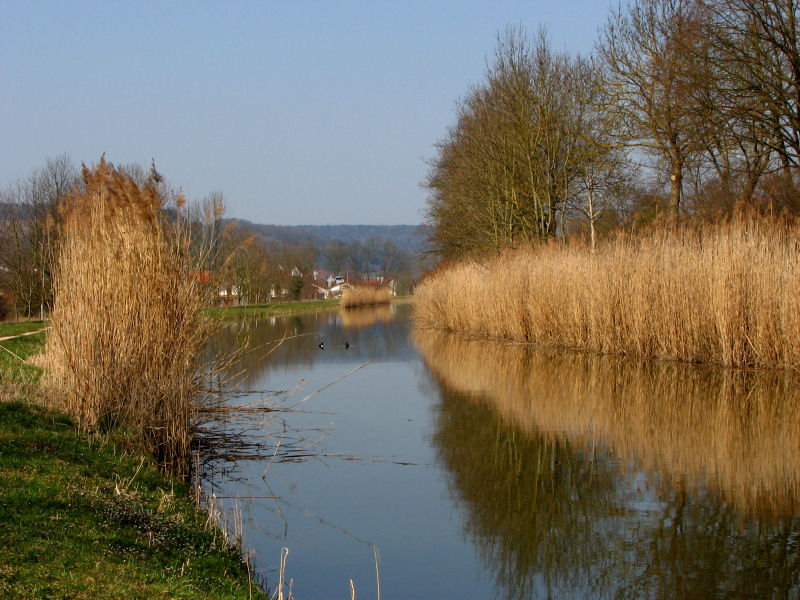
[359, 236, 409, 279]
[344, 241, 364, 279]
[425, 27, 591, 258]
[219, 222, 274, 305]
[377, 239, 408, 279]
[324, 240, 348, 275]
[599, 0, 715, 216]
[712, 0, 800, 165]
[184, 191, 225, 272]
[701, 0, 800, 199]
[567, 57, 636, 251]
[0, 154, 77, 317]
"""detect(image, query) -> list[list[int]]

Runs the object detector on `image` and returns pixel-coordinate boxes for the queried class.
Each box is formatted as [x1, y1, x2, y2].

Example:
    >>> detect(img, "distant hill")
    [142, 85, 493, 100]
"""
[225, 221, 429, 254]
[1, 201, 431, 255]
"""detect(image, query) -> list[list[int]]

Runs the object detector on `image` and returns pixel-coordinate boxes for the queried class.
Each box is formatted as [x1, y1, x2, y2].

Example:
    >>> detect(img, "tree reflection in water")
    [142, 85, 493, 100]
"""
[415, 327, 800, 599]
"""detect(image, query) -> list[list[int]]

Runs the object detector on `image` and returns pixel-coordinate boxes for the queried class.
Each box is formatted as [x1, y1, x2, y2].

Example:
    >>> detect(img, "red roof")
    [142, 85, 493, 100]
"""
[194, 270, 215, 283]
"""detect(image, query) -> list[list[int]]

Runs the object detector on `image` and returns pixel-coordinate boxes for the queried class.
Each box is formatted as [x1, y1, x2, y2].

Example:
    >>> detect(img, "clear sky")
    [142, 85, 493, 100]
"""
[1, 1, 614, 226]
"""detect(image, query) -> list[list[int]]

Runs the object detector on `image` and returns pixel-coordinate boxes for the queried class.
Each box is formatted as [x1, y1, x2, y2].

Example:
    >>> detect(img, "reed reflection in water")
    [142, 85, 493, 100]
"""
[414, 327, 800, 516]
[340, 304, 394, 329]
[414, 327, 800, 598]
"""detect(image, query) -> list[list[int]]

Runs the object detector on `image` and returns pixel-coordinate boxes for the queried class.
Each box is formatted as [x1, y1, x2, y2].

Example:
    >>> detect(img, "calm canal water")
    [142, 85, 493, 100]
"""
[202, 303, 800, 599]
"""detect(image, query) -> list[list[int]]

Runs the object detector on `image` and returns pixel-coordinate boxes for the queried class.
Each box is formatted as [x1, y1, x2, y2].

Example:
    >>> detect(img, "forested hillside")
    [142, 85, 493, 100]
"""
[229, 221, 426, 254]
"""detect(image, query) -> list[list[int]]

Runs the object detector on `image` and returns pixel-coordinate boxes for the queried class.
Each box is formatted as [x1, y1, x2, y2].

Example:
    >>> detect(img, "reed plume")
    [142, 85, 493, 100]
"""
[44, 157, 211, 474]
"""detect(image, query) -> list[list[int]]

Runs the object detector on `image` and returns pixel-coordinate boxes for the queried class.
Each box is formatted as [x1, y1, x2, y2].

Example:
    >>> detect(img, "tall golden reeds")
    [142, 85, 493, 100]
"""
[44, 158, 211, 474]
[340, 284, 392, 309]
[414, 215, 800, 369]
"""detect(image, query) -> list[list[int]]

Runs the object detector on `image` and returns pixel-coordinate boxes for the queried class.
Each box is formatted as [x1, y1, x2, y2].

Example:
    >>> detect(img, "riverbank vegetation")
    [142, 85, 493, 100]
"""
[414, 215, 800, 369]
[420, 0, 800, 367]
[341, 285, 393, 309]
[0, 165, 268, 596]
[0, 319, 265, 598]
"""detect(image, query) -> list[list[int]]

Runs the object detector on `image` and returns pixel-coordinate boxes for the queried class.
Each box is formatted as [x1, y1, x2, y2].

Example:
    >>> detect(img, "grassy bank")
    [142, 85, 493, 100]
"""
[0, 400, 264, 599]
[413, 216, 800, 370]
[0, 323, 266, 599]
[205, 298, 341, 321]
[0, 321, 46, 385]
[207, 295, 411, 321]
[0, 320, 47, 339]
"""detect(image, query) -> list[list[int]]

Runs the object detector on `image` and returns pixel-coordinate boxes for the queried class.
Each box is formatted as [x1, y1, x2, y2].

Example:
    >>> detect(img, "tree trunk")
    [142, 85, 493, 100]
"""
[670, 165, 683, 217]
[739, 171, 759, 205]
[587, 188, 597, 255]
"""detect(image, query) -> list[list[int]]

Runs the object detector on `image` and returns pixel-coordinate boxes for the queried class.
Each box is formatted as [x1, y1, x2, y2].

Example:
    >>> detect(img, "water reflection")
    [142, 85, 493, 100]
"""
[340, 304, 394, 329]
[210, 305, 415, 390]
[414, 327, 800, 598]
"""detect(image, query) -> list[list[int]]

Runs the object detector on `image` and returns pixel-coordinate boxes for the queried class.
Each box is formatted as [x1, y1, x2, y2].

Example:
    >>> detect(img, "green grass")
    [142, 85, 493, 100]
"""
[0, 322, 46, 385]
[0, 320, 47, 338]
[205, 298, 341, 321]
[0, 400, 266, 599]
[0, 322, 267, 599]
[206, 295, 413, 322]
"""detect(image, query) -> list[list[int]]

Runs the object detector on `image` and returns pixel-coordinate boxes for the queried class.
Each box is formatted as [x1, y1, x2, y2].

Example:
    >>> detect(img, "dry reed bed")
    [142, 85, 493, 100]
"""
[45, 159, 211, 474]
[414, 327, 800, 517]
[340, 285, 392, 309]
[414, 218, 800, 369]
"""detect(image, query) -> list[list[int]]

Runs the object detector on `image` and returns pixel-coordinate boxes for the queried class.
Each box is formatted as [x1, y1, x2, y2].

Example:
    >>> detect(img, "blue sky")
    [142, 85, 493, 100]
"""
[1, 1, 614, 225]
